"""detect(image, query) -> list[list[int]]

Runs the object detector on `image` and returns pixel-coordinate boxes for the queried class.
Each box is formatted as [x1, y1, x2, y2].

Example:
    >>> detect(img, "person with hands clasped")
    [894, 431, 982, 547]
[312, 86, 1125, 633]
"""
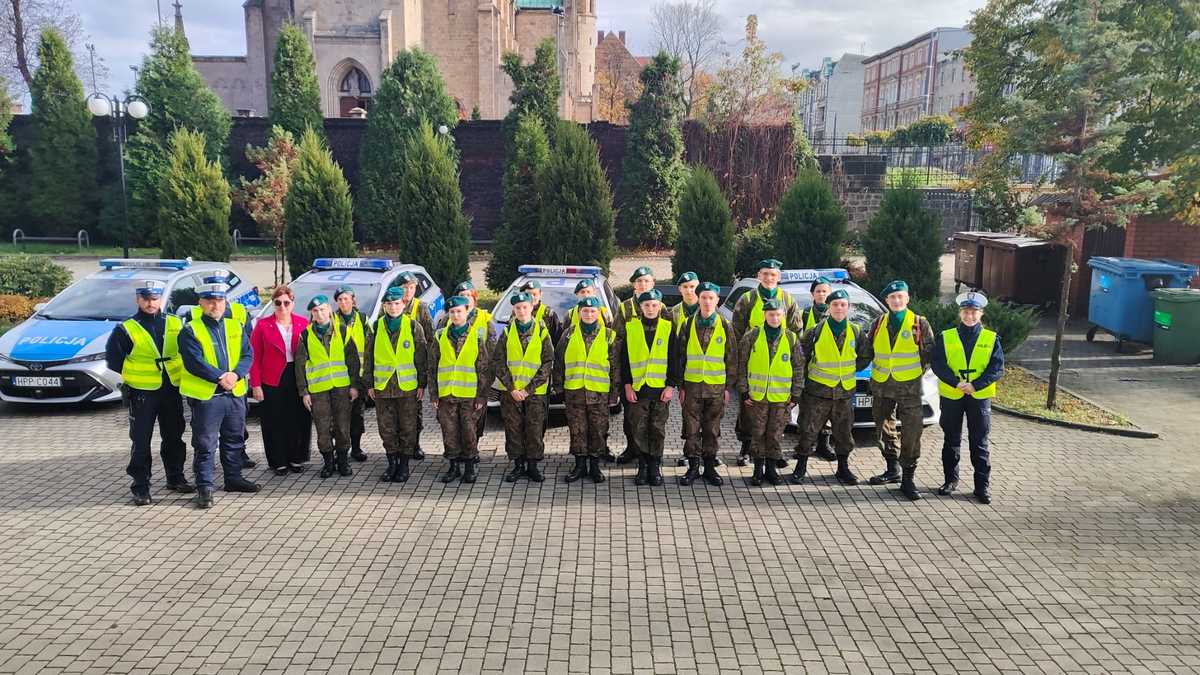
[295, 295, 361, 480]
[738, 298, 804, 487]
[364, 286, 428, 483]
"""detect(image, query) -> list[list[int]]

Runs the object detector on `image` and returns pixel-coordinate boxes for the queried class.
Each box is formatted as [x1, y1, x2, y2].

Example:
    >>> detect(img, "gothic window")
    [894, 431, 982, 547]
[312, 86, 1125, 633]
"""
[339, 67, 372, 96]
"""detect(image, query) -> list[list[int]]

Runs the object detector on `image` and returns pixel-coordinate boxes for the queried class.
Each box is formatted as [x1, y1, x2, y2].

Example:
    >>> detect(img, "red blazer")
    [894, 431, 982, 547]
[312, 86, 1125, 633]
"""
[250, 313, 309, 388]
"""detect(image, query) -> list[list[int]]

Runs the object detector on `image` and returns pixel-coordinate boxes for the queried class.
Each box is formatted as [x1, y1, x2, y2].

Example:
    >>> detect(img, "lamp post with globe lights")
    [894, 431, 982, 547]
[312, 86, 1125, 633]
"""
[87, 93, 150, 258]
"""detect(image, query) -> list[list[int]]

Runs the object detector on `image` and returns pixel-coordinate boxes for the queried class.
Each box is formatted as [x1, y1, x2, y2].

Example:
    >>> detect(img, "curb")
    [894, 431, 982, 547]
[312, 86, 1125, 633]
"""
[992, 403, 1160, 438]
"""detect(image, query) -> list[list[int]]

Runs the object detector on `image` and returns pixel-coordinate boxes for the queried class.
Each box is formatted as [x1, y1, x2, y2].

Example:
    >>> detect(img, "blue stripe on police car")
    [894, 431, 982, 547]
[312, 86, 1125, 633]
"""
[7, 320, 113, 361]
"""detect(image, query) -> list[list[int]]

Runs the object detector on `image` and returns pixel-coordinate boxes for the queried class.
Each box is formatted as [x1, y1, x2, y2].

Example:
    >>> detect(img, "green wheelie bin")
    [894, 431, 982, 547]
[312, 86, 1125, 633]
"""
[1151, 288, 1200, 364]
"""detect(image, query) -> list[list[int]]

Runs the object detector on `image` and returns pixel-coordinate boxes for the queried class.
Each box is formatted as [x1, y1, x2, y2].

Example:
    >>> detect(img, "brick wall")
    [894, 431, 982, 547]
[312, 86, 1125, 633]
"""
[1124, 218, 1200, 289]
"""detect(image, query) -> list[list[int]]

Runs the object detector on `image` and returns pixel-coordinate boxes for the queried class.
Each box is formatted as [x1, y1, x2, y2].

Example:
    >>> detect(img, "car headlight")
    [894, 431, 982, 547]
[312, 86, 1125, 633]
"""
[67, 353, 108, 365]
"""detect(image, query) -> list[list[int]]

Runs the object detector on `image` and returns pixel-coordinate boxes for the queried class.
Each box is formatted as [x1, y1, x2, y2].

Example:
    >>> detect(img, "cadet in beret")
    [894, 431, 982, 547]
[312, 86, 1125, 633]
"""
[795, 276, 837, 462]
[737, 298, 804, 486]
[395, 271, 435, 460]
[612, 266, 659, 466]
[619, 289, 680, 486]
[438, 281, 498, 450]
[333, 286, 371, 463]
[494, 291, 555, 483]
[566, 278, 613, 328]
[555, 296, 622, 484]
[519, 279, 562, 344]
[670, 271, 701, 467]
[678, 282, 738, 487]
[429, 295, 495, 484]
[364, 286, 427, 483]
[296, 295, 361, 480]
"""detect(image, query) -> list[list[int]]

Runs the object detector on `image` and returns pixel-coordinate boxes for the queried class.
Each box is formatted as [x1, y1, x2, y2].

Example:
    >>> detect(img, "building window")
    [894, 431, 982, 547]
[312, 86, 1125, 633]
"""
[338, 65, 373, 117]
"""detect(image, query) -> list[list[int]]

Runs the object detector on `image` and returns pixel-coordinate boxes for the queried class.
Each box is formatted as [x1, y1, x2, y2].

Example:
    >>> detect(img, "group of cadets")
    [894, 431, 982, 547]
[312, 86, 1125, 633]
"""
[109, 260, 1003, 510]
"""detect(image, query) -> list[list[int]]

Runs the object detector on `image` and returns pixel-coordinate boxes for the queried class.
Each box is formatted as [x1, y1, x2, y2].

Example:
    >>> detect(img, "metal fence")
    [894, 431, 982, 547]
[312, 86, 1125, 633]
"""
[810, 138, 1062, 185]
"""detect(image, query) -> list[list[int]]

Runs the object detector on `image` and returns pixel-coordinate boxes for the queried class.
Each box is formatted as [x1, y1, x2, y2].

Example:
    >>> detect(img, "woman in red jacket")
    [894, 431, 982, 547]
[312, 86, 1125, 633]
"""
[250, 285, 312, 475]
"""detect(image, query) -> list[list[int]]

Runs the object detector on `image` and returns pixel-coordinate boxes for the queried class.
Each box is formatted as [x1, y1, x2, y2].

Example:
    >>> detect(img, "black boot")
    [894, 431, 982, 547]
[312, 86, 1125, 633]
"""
[165, 477, 196, 494]
[225, 477, 261, 492]
[790, 456, 809, 483]
[381, 454, 397, 482]
[634, 457, 648, 486]
[462, 459, 477, 484]
[749, 458, 764, 486]
[869, 458, 901, 485]
[505, 458, 526, 482]
[195, 487, 214, 509]
[240, 451, 257, 468]
[679, 457, 701, 486]
[974, 483, 991, 504]
[526, 459, 544, 483]
[938, 479, 958, 496]
[676, 456, 687, 467]
[834, 456, 859, 485]
[737, 440, 751, 466]
[900, 466, 923, 500]
[617, 447, 636, 464]
[775, 458, 789, 469]
[702, 457, 723, 486]
[648, 458, 664, 486]
[351, 436, 367, 462]
[440, 460, 461, 483]
[588, 457, 606, 483]
[132, 490, 152, 506]
[413, 445, 425, 460]
[319, 452, 336, 479]
[565, 456, 588, 483]
[336, 449, 353, 477]
[765, 458, 783, 485]
[393, 456, 410, 483]
[813, 431, 837, 461]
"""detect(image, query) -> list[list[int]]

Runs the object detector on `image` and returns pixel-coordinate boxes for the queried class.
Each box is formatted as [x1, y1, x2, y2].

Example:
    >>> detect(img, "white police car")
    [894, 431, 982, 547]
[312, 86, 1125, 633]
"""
[720, 268, 940, 429]
[0, 259, 259, 404]
[488, 265, 619, 411]
[262, 258, 446, 326]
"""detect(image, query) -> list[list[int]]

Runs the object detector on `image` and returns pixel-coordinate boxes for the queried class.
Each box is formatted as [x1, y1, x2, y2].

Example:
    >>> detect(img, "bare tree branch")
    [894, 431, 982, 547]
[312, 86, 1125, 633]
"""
[649, 0, 722, 118]
[1, 0, 87, 96]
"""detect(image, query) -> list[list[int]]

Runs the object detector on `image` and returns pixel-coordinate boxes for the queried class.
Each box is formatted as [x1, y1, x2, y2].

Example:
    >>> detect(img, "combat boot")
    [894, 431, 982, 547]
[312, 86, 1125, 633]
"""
[440, 460, 461, 483]
[648, 458, 664, 486]
[765, 459, 783, 486]
[938, 480, 958, 496]
[381, 454, 397, 482]
[702, 457, 723, 486]
[565, 456, 588, 483]
[165, 477, 195, 494]
[462, 459, 477, 484]
[900, 466, 923, 500]
[634, 457, 648, 486]
[813, 431, 837, 461]
[790, 456, 809, 483]
[336, 449, 353, 477]
[588, 457, 606, 483]
[351, 435, 367, 462]
[749, 458, 764, 486]
[132, 490, 152, 506]
[505, 458, 526, 483]
[679, 457, 701, 486]
[834, 456, 859, 485]
[319, 452, 336, 479]
[737, 440, 751, 466]
[195, 487, 214, 509]
[974, 483, 991, 504]
[869, 458, 901, 485]
[413, 445, 425, 460]
[525, 460, 544, 483]
[393, 456, 410, 483]
[617, 447, 636, 464]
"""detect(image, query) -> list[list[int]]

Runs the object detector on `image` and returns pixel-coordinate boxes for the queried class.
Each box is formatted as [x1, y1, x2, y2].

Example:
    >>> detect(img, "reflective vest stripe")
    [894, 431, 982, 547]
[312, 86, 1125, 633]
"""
[437, 327, 481, 398]
[871, 312, 923, 383]
[683, 317, 727, 384]
[304, 322, 351, 393]
[178, 318, 247, 400]
[498, 321, 548, 394]
[939, 328, 997, 400]
[625, 317, 671, 390]
[372, 317, 418, 391]
[746, 329, 793, 402]
[807, 322, 857, 391]
[121, 316, 183, 390]
[563, 324, 612, 393]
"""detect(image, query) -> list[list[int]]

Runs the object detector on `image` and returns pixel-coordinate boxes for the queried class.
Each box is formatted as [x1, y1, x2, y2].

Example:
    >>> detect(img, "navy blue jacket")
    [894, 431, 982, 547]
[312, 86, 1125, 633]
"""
[931, 322, 1005, 391]
[179, 313, 253, 396]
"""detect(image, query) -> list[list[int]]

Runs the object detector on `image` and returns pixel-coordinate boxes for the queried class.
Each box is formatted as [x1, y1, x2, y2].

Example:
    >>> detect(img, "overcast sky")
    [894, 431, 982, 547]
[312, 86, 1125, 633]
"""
[73, 0, 987, 95]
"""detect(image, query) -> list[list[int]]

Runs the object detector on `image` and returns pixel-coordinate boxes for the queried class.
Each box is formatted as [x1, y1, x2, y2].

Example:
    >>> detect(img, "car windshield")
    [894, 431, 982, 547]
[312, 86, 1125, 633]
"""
[782, 282, 884, 330]
[37, 277, 154, 321]
[269, 282, 382, 319]
[492, 282, 602, 324]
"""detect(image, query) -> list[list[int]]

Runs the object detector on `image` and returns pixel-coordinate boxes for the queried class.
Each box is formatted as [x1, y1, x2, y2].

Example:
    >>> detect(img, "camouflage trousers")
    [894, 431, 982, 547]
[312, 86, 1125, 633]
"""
[500, 393, 547, 460]
[796, 393, 854, 457]
[436, 397, 480, 461]
[564, 390, 609, 457]
[625, 388, 670, 459]
[682, 394, 726, 459]
[744, 399, 792, 460]
[350, 395, 365, 447]
[310, 387, 352, 454]
[375, 393, 421, 458]
[872, 394, 924, 467]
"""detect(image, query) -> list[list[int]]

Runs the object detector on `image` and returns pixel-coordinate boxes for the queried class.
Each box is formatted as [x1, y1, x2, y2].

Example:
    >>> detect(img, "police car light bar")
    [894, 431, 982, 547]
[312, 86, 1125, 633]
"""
[518, 265, 603, 276]
[779, 268, 849, 282]
[99, 258, 192, 270]
[312, 258, 394, 271]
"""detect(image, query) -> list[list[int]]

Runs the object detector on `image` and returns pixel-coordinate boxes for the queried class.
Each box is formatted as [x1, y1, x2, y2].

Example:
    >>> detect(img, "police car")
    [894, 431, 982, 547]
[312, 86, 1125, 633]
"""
[0, 259, 259, 404]
[257, 258, 446, 326]
[487, 265, 619, 411]
[720, 268, 940, 429]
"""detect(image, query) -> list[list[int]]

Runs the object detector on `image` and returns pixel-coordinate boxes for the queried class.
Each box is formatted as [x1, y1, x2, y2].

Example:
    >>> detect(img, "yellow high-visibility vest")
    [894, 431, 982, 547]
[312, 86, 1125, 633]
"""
[437, 325, 482, 398]
[121, 315, 183, 390]
[563, 323, 613, 393]
[406, 298, 421, 321]
[304, 322, 351, 393]
[178, 317, 248, 400]
[807, 321, 858, 391]
[939, 327, 997, 400]
[747, 288, 792, 329]
[683, 316, 727, 385]
[372, 316, 418, 392]
[191, 302, 247, 326]
[498, 321, 548, 395]
[746, 328, 794, 402]
[802, 306, 821, 331]
[625, 317, 671, 390]
[871, 312, 923, 383]
[671, 302, 696, 336]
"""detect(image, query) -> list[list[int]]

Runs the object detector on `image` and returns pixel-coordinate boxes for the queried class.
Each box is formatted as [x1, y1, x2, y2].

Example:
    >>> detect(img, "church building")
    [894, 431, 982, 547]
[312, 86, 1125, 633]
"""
[190, 0, 596, 121]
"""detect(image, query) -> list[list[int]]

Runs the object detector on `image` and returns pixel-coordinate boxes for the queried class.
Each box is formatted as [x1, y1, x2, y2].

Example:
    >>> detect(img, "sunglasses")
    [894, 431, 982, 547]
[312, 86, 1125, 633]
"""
[274, 299, 293, 307]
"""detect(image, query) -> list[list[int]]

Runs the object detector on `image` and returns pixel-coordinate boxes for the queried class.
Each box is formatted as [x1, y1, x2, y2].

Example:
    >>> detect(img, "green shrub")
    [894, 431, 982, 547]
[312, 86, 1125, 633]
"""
[538, 121, 616, 272]
[773, 169, 846, 269]
[157, 129, 233, 262]
[284, 128, 356, 277]
[0, 255, 72, 296]
[475, 288, 500, 310]
[862, 175, 942, 299]
[911, 298, 1039, 354]
[671, 166, 735, 286]
[487, 112, 549, 292]
[734, 220, 776, 279]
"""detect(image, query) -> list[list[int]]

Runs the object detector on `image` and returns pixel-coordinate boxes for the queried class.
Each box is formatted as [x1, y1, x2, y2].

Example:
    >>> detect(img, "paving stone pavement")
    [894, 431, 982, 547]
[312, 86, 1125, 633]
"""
[1, 398, 1198, 675]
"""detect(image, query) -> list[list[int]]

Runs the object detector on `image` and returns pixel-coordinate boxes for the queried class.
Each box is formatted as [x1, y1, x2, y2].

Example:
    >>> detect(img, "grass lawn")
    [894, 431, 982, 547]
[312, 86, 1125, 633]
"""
[0, 243, 276, 258]
[886, 166, 966, 188]
[995, 365, 1133, 428]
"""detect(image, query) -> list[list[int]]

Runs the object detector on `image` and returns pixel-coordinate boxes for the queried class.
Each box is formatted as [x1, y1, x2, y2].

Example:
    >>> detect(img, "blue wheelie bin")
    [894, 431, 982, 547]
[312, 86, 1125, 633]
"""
[1085, 257, 1199, 350]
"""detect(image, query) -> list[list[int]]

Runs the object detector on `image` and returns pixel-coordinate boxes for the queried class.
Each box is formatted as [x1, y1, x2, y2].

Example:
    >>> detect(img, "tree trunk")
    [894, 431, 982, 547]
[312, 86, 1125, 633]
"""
[1046, 240, 1074, 409]
[11, 0, 35, 90]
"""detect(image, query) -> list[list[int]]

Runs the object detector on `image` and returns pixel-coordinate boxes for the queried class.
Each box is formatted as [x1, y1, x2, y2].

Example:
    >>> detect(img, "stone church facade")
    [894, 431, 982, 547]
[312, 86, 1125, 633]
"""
[193, 0, 596, 121]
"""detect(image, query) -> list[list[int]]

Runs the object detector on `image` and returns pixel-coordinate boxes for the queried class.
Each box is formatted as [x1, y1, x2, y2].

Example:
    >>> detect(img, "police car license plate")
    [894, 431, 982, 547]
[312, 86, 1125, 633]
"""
[13, 376, 61, 388]
[853, 394, 872, 408]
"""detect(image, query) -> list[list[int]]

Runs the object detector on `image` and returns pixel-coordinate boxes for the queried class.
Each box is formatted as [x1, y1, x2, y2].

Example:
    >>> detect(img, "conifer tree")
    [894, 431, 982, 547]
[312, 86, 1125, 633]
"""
[486, 113, 550, 291]
[671, 167, 734, 285]
[284, 127, 356, 277]
[158, 129, 232, 262]
[539, 121, 615, 271]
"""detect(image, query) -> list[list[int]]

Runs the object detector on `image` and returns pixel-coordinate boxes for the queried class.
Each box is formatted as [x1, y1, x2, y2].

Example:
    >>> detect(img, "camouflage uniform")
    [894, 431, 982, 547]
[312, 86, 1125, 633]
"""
[533, 302, 563, 345]
[428, 323, 494, 461]
[407, 299, 437, 451]
[856, 312, 934, 468]
[616, 298, 644, 458]
[678, 313, 738, 459]
[554, 324, 622, 458]
[619, 316, 681, 460]
[737, 327, 805, 461]
[363, 317, 428, 458]
[494, 321, 554, 461]
[336, 309, 371, 455]
[731, 288, 803, 453]
[795, 319, 869, 457]
[295, 326, 362, 455]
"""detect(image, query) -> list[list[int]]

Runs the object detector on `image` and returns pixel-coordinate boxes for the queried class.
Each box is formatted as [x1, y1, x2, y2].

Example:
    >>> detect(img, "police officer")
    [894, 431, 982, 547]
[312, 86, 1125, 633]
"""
[620, 289, 679, 487]
[430, 295, 494, 484]
[615, 267, 657, 465]
[296, 296, 361, 479]
[932, 291, 1004, 504]
[858, 280, 934, 500]
[520, 279, 562, 343]
[333, 286, 370, 462]
[731, 259, 802, 466]
[790, 288, 865, 486]
[670, 271, 701, 467]
[555, 296, 621, 484]
[396, 271, 435, 461]
[494, 292, 554, 482]
[190, 272, 257, 469]
[106, 279, 192, 505]
[678, 282, 737, 487]
[565, 279, 613, 328]
[797, 276, 836, 462]
[365, 286, 427, 483]
[178, 278, 258, 509]
[738, 298, 804, 487]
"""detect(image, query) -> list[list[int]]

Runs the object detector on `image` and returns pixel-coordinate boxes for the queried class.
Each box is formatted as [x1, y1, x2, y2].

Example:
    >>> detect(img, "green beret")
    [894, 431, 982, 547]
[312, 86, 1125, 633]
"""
[446, 295, 471, 309]
[454, 281, 475, 294]
[810, 276, 832, 292]
[637, 289, 663, 304]
[307, 295, 329, 311]
[510, 292, 533, 306]
[629, 266, 654, 283]
[827, 289, 850, 302]
[676, 271, 698, 284]
[761, 298, 782, 311]
[519, 279, 542, 291]
[881, 280, 909, 297]
[698, 281, 720, 295]
[333, 286, 355, 299]
[577, 296, 602, 308]
[395, 271, 416, 284]
[757, 259, 783, 271]
[574, 279, 595, 293]
[382, 286, 405, 302]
